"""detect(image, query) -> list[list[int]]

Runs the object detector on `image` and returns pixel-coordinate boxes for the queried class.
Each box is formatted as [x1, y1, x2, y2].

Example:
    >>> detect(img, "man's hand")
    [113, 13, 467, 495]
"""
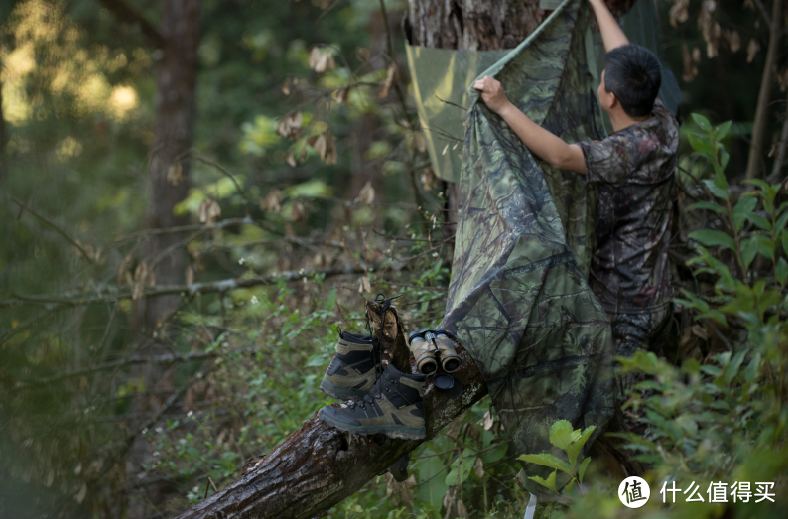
[588, 0, 629, 52]
[470, 75, 587, 174]
[473, 76, 513, 115]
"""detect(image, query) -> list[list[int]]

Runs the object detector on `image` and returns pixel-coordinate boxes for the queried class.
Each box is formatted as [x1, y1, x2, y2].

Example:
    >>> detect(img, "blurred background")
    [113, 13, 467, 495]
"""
[0, 0, 786, 518]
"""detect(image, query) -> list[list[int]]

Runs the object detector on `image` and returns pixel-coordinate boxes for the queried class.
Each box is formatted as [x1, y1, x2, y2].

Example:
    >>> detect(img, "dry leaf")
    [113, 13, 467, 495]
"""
[74, 482, 87, 504]
[383, 473, 415, 507]
[282, 77, 292, 95]
[276, 112, 303, 140]
[290, 201, 307, 223]
[197, 198, 221, 225]
[356, 47, 370, 62]
[358, 276, 372, 295]
[747, 38, 760, 63]
[443, 487, 458, 514]
[308, 47, 335, 73]
[260, 190, 282, 212]
[692, 324, 710, 341]
[409, 131, 427, 155]
[378, 63, 398, 98]
[479, 410, 495, 431]
[421, 168, 439, 191]
[309, 133, 337, 165]
[333, 86, 350, 104]
[117, 253, 133, 285]
[669, 0, 689, 27]
[185, 265, 194, 285]
[286, 151, 297, 167]
[456, 499, 469, 518]
[682, 44, 700, 82]
[356, 181, 375, 205]
[728, 30, 741, 53]
[167, 161, 186, 186]
[474, 458, 484, 479]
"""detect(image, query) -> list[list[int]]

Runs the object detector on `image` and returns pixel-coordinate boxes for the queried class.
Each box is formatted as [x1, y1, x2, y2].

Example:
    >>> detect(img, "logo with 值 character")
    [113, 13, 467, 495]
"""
[618, 476, 651, 508]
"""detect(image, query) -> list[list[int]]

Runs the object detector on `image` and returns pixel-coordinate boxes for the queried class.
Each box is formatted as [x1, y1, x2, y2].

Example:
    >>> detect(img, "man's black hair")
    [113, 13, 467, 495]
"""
[603, 44, 662, 118]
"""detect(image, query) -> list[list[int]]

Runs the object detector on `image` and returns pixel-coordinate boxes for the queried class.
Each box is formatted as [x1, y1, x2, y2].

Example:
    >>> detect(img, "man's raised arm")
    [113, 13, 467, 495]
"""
[589, 0, 629, 52]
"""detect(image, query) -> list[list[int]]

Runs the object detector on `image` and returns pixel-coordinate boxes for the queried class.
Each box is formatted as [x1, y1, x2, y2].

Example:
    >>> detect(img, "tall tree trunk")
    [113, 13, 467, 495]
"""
[745, 0, 784, 180]
[142, 0, 201, 329]
[0, 77, 7, 188]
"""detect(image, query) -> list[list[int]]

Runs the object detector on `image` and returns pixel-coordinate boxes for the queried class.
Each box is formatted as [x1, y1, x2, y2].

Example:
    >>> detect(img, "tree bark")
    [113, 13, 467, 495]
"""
[766, 89, 788, 185]
[746, 0, 784, 180]
[142, 0, 201, 329]
[175, 300, 487, 519]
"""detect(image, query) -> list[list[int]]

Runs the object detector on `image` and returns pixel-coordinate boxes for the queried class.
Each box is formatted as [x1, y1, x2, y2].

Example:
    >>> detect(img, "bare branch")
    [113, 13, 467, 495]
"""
[1, 264, 370, 308]
[95, 0, 166, 48]
[8, 195, 96, 264]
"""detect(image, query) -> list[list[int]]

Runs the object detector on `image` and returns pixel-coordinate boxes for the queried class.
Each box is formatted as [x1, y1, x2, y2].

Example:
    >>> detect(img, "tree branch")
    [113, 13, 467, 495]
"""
[1, 264, 371, 308]
[95, 0, 165, 48]
[8, 195, 97, 264]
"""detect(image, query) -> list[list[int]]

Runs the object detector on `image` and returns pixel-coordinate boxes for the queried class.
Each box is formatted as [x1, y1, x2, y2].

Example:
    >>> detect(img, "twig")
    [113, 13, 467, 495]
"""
[8, 195, 96, 264]
[0, 264, 372, 308]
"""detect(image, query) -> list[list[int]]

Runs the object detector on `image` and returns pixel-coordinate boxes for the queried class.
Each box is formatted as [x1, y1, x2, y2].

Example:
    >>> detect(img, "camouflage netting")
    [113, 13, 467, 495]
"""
[436, 0, 615, 496]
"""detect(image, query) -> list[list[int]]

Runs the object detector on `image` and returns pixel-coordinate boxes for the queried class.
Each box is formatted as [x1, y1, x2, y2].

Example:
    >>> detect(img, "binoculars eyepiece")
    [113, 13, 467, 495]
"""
[408, 329, 462, 375]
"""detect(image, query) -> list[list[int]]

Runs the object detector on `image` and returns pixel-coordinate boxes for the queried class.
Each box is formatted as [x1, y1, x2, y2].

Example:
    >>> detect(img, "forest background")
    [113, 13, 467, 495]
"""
[1, 0, 787, 518]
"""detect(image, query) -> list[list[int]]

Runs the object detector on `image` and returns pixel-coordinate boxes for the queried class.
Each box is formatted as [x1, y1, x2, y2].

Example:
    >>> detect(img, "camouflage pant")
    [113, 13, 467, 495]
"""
[609, 304, 673, 403]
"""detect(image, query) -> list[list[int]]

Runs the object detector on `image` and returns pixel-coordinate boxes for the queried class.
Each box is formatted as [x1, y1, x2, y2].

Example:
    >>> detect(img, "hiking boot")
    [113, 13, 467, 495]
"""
[320, 331, 382, 400]
[318, 364, 427, 440]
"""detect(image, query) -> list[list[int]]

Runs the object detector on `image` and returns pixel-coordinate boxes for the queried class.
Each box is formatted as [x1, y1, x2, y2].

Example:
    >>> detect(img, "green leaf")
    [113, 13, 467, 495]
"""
[578, 457, 592, 484]
[713, 169, 730, 193]
[549, 420, 580, 454]
[783, 231, 788, 255]
[732, 196, 757, 231]
[692, 113, 713, 132]
[687, 132, 716, 158]
[688, 229, 735, 249]
[746, 213, 772, 231]
[743, 178, 771, 192]
[741, 236, 759, 271]
[753, 234, 775, 260]
[565, 478, 576, 497]
[445, 449, 475, 486]
[324, 287, 337, 311]
[725, 348, 748, 384]
[687, 201, 726, 214]
[701, 178, 729, 200]
[715, 120, 732, 140]
[776, 210, 788, 234]
[777, 257, 788, 286]
[518, 453, 572, 475]
[720, 147, 730, 171]
[565, 426, 597, 467]
[528, 470, 558, 492]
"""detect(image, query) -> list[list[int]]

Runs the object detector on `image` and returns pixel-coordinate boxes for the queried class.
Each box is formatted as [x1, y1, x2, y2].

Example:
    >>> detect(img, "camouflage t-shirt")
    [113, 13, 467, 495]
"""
[578, 99, 679, 314]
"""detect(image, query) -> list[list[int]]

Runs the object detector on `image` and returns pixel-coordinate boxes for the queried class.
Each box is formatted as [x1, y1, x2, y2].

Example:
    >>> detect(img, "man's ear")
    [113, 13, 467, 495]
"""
[607, 92, 619, 111]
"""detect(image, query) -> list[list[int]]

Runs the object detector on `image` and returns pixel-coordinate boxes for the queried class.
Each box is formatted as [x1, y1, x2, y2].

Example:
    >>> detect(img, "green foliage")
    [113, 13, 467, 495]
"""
[518, 421, 596, 497]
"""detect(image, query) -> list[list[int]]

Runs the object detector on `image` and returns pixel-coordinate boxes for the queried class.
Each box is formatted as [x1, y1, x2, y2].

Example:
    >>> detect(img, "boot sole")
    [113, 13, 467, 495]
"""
[319, 379, 368, 400]
[318, 409, 426, 440]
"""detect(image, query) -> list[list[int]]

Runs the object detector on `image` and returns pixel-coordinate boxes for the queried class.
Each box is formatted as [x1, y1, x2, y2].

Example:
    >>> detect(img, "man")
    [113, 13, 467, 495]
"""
[473, 0, 678, 413]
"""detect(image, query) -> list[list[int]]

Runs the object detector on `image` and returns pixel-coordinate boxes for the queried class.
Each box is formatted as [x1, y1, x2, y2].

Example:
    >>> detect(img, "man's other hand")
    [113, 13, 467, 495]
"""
[473, 76, 512, 115]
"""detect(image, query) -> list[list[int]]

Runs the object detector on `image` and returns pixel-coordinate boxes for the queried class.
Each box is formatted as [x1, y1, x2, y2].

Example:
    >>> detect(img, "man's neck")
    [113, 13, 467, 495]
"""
[608, 111, 650, 133]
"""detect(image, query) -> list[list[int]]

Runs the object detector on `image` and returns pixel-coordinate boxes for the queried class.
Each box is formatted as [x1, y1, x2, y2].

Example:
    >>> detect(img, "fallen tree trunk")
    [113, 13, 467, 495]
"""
[175, 300, 487, 519]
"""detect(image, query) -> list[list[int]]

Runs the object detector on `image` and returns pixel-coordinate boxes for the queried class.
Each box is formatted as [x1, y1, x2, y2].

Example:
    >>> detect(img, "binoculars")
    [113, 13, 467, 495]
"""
[407, 329, 462, 375]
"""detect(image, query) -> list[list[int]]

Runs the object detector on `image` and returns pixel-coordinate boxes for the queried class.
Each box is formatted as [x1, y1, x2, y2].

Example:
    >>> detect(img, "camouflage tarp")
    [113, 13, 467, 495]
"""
[405, 0, 681, 183]
[438, 0, 615, 496]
